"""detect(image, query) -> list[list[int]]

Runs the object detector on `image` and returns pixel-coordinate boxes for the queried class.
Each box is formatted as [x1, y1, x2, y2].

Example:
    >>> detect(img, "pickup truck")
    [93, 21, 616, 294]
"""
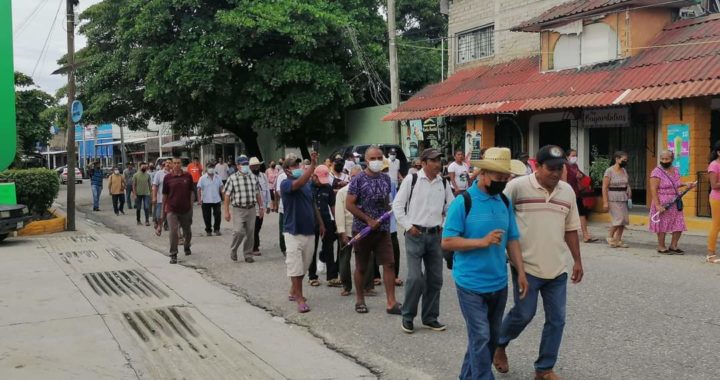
[0, 204, 32, 242]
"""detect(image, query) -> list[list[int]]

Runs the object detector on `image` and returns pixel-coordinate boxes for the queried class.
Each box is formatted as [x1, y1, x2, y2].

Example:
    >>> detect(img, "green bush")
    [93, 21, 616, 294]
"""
[589, 146, 611, 188]
[0, 168, 60, 216]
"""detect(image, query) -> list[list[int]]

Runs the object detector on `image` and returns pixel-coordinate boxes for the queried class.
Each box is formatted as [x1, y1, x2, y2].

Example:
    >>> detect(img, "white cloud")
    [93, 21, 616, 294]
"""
[12, 0, 104, 94]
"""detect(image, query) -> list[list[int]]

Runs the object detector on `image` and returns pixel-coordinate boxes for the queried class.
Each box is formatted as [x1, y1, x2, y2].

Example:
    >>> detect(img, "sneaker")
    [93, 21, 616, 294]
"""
[184, 249, 192, 256]
[120, 210, 125, 215]
[423, 321, 447, 331]
[214, 230, 222, 236]
[169, 255, 178, 264]
[245, 257, 255, 263]
[115, 212, 119, 216]
[205, 231, 212, 236]
[137, 221, 142, 226]
[145, 221, 150, 226]
[401, 320, 414, 334]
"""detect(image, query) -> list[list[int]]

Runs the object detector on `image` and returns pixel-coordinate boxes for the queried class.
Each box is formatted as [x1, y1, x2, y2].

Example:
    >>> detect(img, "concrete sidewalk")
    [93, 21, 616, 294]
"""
[0, 220, 375, 380]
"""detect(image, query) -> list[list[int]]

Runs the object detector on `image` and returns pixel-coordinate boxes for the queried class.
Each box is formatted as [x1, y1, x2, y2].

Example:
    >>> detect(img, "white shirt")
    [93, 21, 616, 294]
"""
[392, 169, 455, 230]
[387, 157, 401, 184]
[334, 184, 353, 235]
[152, 169, 169, 203]
[215, 163, 229, 180]
[275, 172, 287, 214]
[330, 171, 349, 187]
[198, 174, 224, 204]
[448, 161, 471, 191]
[255, 171, 271, 214]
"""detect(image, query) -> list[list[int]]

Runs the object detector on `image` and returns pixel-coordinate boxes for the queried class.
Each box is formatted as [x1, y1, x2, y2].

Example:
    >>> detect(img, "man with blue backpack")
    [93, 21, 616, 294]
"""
[442, 147, 529, 380]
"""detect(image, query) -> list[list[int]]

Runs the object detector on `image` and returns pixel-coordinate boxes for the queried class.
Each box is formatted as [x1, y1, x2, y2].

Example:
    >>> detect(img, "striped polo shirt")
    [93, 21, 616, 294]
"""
[504, 174, 580, 280]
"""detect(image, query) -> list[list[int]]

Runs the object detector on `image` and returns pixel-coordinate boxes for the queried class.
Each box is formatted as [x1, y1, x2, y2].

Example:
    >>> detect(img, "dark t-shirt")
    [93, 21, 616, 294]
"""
[348, 171, 391, 233]
[281, 177, 315, 236]
[163, 172, 194, 214]
[312, 183, 335, 225]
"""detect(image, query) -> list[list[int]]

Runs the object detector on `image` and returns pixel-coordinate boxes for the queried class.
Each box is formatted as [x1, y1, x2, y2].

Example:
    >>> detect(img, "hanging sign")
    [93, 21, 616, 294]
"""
[667, 124, 690, 176]
[423, 119, 439, 149]
[583, 107, 629, 128]
[71, 100, 84, 123]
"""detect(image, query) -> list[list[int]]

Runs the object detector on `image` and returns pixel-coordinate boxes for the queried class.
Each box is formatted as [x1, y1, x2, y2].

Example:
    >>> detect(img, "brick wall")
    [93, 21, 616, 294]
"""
[448, 0, 567, 73]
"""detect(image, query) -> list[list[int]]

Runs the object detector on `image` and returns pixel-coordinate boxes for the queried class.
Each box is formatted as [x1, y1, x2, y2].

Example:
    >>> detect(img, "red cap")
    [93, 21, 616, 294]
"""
[313, 165, 331, 185]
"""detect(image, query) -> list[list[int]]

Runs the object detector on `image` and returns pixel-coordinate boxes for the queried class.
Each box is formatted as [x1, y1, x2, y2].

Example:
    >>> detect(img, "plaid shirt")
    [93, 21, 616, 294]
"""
[224, 172, 260, 207]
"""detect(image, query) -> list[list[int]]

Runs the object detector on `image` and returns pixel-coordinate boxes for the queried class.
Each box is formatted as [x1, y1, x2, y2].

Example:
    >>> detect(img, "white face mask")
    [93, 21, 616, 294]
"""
[207, 168, 215, 175]
[368, 160, 383, 173]
[113, 170, 119, 175]
[389, 154, 396, 161]
[568, 157, 578, 164]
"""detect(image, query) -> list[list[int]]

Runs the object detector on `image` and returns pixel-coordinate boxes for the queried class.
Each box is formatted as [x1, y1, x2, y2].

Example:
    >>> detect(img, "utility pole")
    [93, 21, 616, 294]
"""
[65, 0, 77, 231]
[119, 124, 127, 167]
[387, 0, 400, 145]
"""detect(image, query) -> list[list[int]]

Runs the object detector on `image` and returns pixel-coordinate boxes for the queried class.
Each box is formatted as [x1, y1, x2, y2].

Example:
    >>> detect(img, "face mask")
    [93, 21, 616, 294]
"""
[113, 170, 119, 175]
[141, 168, 147, 173]
[354, 158, 360, 163]
[207, 168, 215, 175]
[251, 168, 260, 175]
[618, 161, 628, 168]
[568, 157, 578, 164]
[389, 154, 396, 161]
[368, 160, 383, 173]
[334, 164, 344, 173]
[487, 180, 507, 196]
[660, 161, 672, 169]
[291, 168, 304, 178]
[241, 166, 249, 174]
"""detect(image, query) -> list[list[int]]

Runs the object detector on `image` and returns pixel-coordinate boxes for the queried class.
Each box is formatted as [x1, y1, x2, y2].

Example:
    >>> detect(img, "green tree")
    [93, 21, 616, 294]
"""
[14, 72, 55, 153]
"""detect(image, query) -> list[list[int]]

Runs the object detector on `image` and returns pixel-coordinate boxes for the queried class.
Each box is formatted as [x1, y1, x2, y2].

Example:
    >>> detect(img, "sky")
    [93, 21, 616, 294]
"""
[12, 0, 103, 95]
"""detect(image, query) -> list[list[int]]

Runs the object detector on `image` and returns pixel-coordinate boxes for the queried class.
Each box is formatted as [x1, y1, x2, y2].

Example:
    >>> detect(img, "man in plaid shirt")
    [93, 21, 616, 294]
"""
[224, 156, 265, 263]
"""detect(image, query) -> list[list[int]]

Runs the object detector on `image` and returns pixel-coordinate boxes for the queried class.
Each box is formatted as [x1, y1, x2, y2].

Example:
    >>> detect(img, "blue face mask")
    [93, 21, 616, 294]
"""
[240, 166, 249, 174]
[291, 168, 304, 178]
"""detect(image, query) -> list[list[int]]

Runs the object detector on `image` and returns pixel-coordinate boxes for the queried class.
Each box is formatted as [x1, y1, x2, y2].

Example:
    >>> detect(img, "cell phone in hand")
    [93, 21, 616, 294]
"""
[311, 140, 320, 153]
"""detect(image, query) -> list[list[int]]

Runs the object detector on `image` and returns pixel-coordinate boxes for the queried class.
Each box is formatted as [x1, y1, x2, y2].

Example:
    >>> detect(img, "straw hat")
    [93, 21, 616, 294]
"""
[249, 157, 263, 166]
[471, 147, 526, 175]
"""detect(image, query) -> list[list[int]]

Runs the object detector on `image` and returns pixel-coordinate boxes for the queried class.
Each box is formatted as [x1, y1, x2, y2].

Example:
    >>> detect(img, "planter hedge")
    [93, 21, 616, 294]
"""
[0, 168, 60, 217]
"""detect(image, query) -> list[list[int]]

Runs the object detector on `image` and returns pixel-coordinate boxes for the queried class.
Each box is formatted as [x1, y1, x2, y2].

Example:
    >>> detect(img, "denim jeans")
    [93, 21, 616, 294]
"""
[402, 232, 443, 324]
[111, 194, 125, 214]
[457, 285, 508, 380]
[91, 185, 102, 209]
[125, 184, 133, 208]
[499, 269, 568, 372]
[135, 195, 151, 222]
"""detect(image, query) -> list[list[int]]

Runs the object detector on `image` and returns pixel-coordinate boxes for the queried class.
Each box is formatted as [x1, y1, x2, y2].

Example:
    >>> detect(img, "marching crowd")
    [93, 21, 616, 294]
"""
[85, 143, 587, 380]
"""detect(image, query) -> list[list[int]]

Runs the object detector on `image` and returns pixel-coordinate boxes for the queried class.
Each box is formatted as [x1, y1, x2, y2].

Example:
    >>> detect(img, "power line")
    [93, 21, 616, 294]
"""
[32, 0, 63, 78]
[14, 0, 51, 38]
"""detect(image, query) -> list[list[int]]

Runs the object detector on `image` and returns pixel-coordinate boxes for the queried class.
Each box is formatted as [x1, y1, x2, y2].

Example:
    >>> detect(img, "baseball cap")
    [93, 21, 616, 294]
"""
[536, 145, 566, 167]
[282, 153, 302, 168]
[420, 148, 442, 161]
[353, 152, 361, 158]
[313, 165, 331, 184]
[236, 156, 249, 165]
[389, 148, 397, 154]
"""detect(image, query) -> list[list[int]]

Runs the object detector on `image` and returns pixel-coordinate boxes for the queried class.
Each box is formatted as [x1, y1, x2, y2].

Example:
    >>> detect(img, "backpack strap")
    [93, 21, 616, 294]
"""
[405, 173, 418, 213]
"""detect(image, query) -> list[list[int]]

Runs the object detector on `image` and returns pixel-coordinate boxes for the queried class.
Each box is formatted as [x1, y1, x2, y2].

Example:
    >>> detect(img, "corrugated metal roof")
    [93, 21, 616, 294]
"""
[383, 14, 720, 122]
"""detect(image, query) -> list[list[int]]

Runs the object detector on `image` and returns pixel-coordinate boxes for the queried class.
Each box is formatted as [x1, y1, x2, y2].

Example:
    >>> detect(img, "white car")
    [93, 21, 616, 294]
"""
[61, 167, 83, 184]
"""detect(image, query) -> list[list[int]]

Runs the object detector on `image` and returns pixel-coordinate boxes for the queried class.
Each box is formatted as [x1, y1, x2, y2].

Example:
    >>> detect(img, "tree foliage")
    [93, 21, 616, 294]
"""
[74, 0, 446, 156]
[15, 72, 56, 153]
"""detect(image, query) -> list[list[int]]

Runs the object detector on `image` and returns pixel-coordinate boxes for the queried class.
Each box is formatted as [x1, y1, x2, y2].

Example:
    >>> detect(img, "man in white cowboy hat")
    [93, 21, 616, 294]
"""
[493, 145, 583, 380]
[249, 157, 270, 255]
[441, 147, 529, 380]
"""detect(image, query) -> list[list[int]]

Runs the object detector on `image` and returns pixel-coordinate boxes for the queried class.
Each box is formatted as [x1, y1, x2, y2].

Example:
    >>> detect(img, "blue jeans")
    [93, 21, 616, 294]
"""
[91, 185, 102, 209]
[499, 269, 567, 372]
[457, 285, 508, 380]
[125, 184, 133, 208]
[135, 195, 151, 222]
[402, 232, 443, 324]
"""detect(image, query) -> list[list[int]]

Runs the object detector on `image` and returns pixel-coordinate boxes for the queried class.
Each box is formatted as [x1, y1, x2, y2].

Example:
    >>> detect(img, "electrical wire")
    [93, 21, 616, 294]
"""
[31, 0, 63, 78]
[14, 0, 51, 38]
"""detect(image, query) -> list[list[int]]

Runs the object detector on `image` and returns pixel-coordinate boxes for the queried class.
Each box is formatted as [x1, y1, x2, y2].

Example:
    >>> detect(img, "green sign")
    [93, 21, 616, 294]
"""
[0, 0, 16, 171]
[0, 183, 16, 204]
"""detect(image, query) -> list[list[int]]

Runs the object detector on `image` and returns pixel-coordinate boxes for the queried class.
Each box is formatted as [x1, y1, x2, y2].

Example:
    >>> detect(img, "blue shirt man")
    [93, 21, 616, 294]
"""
[89, 162, 104, 211]
[441, 147, 528, 380]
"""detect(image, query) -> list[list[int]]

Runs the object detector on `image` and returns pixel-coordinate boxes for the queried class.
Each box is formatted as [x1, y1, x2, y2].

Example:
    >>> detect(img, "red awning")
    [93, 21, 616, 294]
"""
[384, 14, 720, 122]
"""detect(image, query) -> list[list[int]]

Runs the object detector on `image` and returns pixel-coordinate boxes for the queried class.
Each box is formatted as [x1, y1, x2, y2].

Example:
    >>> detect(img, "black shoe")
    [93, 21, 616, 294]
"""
[205, 231, 212, 236]
[401, 320, 414, 334]
[214, 230, 221, 236]
[169, 255, 178, 264]
[244, 257, 255, 263]
[137, 221, 142, 225]
[423, 321, 447, 331]
[184, 249, 192, 256]
[115, 212, 119, 216]
[120, 210, 125, 215]
[145, 221, 150, 226]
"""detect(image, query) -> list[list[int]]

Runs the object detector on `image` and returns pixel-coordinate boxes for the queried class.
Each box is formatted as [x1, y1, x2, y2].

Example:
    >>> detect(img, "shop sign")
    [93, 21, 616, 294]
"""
[583, 107, 629, 128]
[667, 124, 690, 176]
[403, 120, 423, 158]
[423, 119, 440, 149]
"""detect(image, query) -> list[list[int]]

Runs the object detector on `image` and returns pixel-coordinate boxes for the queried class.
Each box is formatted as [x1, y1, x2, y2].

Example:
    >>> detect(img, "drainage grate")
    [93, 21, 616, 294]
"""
[105, 247, 127, 261]
[58, 250, 98, 264]
[83, 270, 168, 299]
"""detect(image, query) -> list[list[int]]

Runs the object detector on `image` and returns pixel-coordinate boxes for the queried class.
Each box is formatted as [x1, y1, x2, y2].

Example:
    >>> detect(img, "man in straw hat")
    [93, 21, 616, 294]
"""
[441, 147, 529, 380]
[393, 148, 455, 334]
[493, 145, 584, 380]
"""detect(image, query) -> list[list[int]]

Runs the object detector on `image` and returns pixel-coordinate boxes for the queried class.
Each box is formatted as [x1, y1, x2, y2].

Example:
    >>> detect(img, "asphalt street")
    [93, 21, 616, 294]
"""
[56, 181, 720, 380]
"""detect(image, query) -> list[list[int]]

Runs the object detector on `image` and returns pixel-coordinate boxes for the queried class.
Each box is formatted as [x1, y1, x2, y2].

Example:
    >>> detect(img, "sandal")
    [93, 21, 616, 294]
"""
[364, 289, 378, 297]
[386, 302, 402, 315]
[297, 303, 311, 313]
[670, 248, 685, 255]
[657, 248, 671, 254]
[706, 255, 720, 264]
[288, 295, 307, 302]
[373, 278, 382, 286]
[606, 237, 618, 248]
[355, 303, 368, 313]
[583, 238, 599, 243]
[309, 279, 320, 287]
[616, 240, 629, 248]
[327, 279, 343, 288]
[395, 278, 404, 287]
[340, 289, 352, 296]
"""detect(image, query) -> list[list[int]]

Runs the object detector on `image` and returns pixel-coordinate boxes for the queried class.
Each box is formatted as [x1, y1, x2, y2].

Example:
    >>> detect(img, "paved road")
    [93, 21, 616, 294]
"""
[57, 181, 720, 379]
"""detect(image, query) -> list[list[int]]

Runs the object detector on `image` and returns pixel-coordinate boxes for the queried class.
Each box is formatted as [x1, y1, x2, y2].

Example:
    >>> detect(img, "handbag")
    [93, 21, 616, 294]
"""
[658, 167, 683, 211]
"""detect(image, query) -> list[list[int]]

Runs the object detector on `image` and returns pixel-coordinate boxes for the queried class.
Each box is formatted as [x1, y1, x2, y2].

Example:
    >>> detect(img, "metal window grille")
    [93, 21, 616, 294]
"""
[457, 25, 494, 64]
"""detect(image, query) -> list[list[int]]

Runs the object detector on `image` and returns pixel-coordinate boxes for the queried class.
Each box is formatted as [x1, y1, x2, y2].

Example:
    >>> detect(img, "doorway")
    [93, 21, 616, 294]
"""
[538, 120, 571, 150]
